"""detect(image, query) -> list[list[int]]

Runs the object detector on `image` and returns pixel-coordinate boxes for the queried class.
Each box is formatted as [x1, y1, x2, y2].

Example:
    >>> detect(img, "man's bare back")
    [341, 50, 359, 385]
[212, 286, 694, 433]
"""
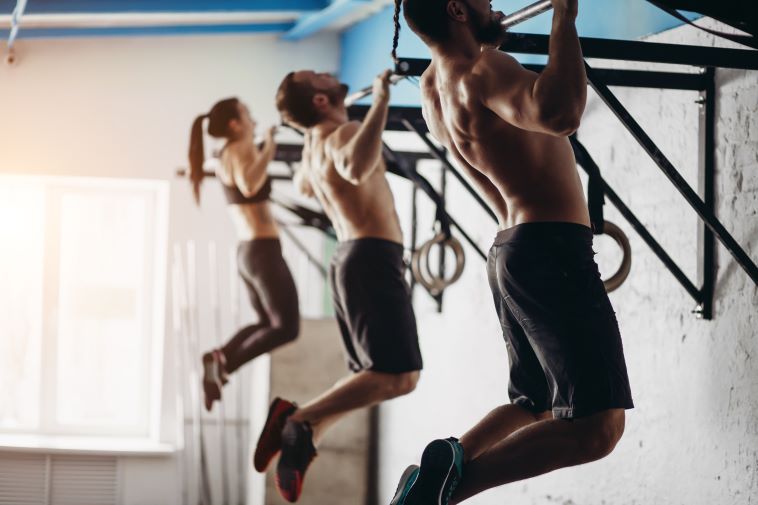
[420, 48, 590, 230]
[301, 122, 403, 243]
[388, 3, 633, 504]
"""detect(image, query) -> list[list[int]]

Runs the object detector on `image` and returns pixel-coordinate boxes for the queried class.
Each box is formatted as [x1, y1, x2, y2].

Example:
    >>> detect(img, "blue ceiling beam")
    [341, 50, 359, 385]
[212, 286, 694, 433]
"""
[0, 23, 295, 39]
[282, 0, 372, 41]
[0, 0, 328, 14]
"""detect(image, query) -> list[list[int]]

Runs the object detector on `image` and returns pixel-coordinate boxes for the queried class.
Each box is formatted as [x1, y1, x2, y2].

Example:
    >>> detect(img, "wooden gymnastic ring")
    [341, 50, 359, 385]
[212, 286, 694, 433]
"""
[411, 233, 466, 296]
[600, 221, 632, 293]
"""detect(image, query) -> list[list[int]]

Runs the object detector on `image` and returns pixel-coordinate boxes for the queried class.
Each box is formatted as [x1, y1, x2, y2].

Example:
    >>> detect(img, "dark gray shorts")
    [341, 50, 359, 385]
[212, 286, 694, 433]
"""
[330, 238, 423, 374]
[488, 222, 634, 419]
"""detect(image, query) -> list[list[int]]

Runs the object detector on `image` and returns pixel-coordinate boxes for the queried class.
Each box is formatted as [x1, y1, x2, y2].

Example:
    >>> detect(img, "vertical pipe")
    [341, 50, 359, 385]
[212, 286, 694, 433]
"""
[209, 243, 230, 504]
[410, 183, 418, 297]
[229, 246, 246, 505]
[436, 163, 447, 312]
[366, 406, 380, 505]
[697, 67, 716, 319]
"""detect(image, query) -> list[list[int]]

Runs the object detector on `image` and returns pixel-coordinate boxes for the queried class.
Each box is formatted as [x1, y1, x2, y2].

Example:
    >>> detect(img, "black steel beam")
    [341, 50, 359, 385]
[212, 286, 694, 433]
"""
[571, 138, 701, 302]
[697, 67, 716, 319]
[349, 104, 430, 133]
[398, 57, 708, 90]
[448, 213, 488, 261]
[273, 143, 307, 163]
[409, 183, 419, 294]
[402, 118, 499, 223]
[384, 144, 488, 261]
[524, 65, 706, 90]
[274, 141, 433, 164]
[501, 32, 758, 70]
[586, 63, 758, 287]
[436, 165, 448, 312]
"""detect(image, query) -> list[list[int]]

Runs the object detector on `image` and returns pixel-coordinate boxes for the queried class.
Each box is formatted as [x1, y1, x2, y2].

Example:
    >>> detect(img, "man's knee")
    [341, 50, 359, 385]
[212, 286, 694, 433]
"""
[384, 371, 420, 398]
[579, 409, 626, 460]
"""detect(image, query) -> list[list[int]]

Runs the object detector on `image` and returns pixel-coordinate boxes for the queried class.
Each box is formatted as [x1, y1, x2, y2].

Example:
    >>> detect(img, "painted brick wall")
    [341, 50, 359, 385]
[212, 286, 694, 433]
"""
[380, 19, 758, 505]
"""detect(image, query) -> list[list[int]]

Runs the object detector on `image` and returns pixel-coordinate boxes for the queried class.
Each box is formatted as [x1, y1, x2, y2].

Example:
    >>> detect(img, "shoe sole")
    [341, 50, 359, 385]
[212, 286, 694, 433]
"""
[405, 440, 457, 505]
[275, 467, 302, 503]
[390, 465, 420, 505]
[253, 398, 293, 472]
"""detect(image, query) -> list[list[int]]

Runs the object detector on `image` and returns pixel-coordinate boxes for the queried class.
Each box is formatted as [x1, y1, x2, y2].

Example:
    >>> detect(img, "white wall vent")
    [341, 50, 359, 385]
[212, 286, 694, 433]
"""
[0, 453, 119, 505]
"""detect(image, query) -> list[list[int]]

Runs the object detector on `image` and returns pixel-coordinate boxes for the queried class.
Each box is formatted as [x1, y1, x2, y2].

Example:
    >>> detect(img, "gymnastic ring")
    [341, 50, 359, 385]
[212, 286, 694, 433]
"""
[411, 235, 444, 294]
[600, 221, 632, 293]
[412, 234, 465, 296]
[411, 233, 466, 296]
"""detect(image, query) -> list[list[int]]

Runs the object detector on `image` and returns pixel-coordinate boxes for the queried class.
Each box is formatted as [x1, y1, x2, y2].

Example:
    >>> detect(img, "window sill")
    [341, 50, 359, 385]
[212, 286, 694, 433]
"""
[0, 434, 176, 457]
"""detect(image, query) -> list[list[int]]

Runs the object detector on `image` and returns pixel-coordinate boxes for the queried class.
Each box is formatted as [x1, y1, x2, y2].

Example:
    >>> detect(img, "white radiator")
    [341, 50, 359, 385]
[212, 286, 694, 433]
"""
[0, 454, 119, 505]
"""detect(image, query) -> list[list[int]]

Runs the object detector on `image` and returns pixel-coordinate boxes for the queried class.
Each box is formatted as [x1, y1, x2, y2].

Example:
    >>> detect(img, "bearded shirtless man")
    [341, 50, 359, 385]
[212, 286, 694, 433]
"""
[253, 70, 423, 503]
[389, 1, 633, 503]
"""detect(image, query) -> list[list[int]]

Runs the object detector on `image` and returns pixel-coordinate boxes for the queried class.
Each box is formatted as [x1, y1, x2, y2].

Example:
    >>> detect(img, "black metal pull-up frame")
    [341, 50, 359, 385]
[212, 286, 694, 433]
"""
[389, 32, 758, 319]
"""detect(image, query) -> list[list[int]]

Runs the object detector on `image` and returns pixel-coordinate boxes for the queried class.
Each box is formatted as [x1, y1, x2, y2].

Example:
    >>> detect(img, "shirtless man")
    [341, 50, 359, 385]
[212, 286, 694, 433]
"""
[252, 70, 423, 503]
[389, 0, 634, 503]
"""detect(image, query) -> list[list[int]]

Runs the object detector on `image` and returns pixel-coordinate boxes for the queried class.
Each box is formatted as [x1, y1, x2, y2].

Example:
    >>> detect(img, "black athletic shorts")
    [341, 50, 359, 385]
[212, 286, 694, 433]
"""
[487, 222, 634, 419]
[329, 238, 423, 374]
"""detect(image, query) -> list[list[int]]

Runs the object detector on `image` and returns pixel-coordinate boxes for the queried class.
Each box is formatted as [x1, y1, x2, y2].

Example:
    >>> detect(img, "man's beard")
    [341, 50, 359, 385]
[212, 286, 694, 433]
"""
[326, 83, 350, 106]
[471, 12, 505, 45]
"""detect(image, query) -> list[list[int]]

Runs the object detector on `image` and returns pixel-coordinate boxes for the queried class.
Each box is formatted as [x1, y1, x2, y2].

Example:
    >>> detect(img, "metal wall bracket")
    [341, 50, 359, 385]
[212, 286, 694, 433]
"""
[387, 42, 758, 318]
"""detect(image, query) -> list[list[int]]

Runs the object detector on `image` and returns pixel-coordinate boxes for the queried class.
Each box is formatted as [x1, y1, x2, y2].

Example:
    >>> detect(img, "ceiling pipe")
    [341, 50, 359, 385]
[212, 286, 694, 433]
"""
[282, 0, 390, 41]
[0, 11, 303, 29]
[5, 0, 28, 64]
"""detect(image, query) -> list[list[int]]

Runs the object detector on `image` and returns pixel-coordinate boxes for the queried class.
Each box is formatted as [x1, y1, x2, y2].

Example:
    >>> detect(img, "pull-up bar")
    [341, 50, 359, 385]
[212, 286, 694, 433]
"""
[501, 0, 553, 30]
[345, 74, 406, 107]
[344, 0, 554, 107]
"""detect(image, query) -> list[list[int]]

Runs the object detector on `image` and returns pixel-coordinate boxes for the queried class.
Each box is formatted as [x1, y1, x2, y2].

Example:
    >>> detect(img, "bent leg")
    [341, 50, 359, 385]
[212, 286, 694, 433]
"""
[290, 370, 419, 443]
[452, 408, 626, 504]
[223, 244, 300, 373]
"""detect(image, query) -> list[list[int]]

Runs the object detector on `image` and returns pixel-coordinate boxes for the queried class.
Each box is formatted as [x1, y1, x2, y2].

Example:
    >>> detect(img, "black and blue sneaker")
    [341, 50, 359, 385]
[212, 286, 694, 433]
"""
[390, 465, 420, 505]
[394, 438, 465, 505]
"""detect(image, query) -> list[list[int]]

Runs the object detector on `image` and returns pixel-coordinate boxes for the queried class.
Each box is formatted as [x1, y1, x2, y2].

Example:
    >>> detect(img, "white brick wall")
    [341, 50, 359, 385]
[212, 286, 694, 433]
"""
[380, 19, 758, 505]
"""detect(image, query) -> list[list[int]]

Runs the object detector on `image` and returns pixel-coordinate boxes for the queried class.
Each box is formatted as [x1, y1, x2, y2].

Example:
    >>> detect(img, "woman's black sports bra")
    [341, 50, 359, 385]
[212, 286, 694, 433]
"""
[219, 143, 272, 205]
[221, 177, 271, 205]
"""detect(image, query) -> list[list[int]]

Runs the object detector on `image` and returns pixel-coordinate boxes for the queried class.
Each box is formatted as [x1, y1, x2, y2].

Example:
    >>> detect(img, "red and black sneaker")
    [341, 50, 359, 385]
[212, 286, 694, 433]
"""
[253, 397, 297, 472]
[276, 419, 317, 503]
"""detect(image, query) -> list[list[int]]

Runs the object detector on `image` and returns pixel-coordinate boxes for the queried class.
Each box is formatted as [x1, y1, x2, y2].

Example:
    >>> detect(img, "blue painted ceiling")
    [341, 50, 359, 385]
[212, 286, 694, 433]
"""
[0, 0, 334, 39]
[2, 0, 700, 106]
[0, 0, 329, 14]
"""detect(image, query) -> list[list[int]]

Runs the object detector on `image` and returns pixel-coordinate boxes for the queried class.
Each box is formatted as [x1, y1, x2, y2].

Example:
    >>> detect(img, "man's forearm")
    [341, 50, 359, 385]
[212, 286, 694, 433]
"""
[341, 98, 389, 183]
[533, 11, 586, 127]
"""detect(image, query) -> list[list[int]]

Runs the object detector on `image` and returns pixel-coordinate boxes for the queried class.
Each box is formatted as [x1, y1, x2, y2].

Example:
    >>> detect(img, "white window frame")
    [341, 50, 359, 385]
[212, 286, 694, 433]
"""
[0, 175, 169, 442]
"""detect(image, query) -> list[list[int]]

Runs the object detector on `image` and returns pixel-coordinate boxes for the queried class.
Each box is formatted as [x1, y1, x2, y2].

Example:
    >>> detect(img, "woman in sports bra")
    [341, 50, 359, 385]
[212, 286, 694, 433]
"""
[189, 97, 300, 411]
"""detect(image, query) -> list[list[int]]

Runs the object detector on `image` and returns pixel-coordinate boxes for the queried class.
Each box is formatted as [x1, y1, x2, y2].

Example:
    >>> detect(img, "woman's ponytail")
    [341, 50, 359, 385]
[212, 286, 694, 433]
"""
[188, 114, 208, 206]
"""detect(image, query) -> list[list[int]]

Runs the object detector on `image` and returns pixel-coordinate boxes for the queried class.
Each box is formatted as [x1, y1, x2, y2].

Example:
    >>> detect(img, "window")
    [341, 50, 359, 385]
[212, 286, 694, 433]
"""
[0, 175, 168, 439]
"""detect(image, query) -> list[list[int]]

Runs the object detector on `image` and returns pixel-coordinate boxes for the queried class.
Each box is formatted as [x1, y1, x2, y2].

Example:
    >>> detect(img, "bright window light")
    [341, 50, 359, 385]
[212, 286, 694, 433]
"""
[0, 175, 168, 440]
[0, 180, 45, 431]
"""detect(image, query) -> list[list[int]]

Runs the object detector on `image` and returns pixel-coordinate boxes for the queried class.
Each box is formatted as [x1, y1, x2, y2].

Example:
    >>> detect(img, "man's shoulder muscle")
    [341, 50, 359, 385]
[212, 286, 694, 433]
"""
[472, 49, 524, 88]
[325, 121, 361, 151]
